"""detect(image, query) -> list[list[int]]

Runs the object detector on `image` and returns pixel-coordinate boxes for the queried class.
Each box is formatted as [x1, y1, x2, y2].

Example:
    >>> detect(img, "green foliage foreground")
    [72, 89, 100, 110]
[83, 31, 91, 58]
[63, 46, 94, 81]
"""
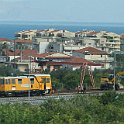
[0, 91, 124, 124]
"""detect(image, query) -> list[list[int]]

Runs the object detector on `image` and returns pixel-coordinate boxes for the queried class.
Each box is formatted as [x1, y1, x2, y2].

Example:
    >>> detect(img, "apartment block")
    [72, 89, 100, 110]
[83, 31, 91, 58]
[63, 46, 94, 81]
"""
[15, 30, 37, 40]
[97, 31, 121, 53]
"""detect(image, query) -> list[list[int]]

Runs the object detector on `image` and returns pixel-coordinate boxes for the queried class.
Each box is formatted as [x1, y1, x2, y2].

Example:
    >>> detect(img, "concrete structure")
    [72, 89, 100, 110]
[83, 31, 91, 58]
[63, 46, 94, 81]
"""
[15, 30, 37, 40]
[3, 49, 40, 73]
[35, 29, 64, 37]
[120, 34, 124, 51]
[97, 31, 121, 53]
[0, 38, 11, 44]
[14, 29, 122, 71]
[31, 29, 76, 54]
[3, 49, 20, 62]
[36, 52, 71, 72]
[48, 42, 63, 53]
[33, 29, 75, 38]
[32, 37, 51, 53]
[12, 40, 32, 50]
[75, 30, 97, 38]
[0, 38, 13, 54]
[75, 30, 121, 53]
[36, 52, 103, 72]
[72, 47, 113, 69]
[14, 56, 40, 73]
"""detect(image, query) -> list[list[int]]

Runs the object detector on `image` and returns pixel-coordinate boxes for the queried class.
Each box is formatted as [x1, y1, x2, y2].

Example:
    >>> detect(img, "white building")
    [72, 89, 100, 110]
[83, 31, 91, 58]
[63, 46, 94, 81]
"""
[15, 30, 37, 40]
[72, 47, 113, 69]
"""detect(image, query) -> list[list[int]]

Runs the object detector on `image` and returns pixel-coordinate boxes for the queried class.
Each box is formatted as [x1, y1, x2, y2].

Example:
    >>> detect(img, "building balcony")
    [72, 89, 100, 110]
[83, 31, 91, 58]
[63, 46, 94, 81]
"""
[85, 56, 114, 62]
[64, 45, 84, 50]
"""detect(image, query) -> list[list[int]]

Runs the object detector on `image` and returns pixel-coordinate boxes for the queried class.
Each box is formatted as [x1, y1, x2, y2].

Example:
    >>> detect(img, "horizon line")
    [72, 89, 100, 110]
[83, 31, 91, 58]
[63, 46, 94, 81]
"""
[0, 20, 124, 24]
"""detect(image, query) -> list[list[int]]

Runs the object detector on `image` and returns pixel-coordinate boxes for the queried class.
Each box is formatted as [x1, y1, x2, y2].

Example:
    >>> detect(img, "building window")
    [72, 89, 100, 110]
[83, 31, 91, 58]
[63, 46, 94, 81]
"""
[18, 79, 22, 84]
[12, 79, 16, 84]
[49, 45, 54, 49]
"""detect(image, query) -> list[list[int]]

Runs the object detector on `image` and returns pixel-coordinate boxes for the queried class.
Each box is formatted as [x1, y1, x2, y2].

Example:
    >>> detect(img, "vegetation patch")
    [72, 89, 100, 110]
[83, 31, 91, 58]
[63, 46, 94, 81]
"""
[0, 92, 124, 124]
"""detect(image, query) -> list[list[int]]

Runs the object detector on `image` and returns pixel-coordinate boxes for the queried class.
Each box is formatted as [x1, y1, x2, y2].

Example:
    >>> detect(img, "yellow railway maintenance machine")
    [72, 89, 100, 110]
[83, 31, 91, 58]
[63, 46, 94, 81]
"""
[0, 74, 52, 97]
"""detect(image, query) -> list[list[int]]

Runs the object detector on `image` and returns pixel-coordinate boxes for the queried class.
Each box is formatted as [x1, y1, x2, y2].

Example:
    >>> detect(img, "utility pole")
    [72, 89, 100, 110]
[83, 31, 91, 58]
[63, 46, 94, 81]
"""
[114, 51, 116, 90]
[28, 43, 32, 100]
[28, 55, 31, 100]
[14, 40, 16, 75]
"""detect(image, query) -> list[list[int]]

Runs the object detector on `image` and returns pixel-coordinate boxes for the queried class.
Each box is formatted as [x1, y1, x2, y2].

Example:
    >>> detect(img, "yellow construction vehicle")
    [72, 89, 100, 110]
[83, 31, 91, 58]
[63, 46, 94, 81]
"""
[0, 74, 52, 97]
[100, 71, 124, 90]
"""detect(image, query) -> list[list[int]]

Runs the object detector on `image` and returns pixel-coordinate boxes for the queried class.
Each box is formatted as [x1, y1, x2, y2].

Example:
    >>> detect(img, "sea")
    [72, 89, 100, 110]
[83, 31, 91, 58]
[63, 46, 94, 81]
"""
[1, 21, 124, 39]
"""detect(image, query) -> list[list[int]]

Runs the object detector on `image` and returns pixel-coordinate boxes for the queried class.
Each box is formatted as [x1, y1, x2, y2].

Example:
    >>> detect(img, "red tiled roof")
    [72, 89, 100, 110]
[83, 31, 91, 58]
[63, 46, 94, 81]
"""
[0, 38, 11, 42]
[4, 49, 20, 56]
[21, 49, 38, 56]
[4, 49, 37, 56]
[44, 57, 103, 66]
[13, 40, 32, 43]
[15, 56, 34, 61]
[50, 30, 60, 33]
[34, 52, 55, 58]
[35, 52, 71, 59]
[63, 57, 97, 66]
[74, 47, 108, 55]
[121, 34, 124, 39]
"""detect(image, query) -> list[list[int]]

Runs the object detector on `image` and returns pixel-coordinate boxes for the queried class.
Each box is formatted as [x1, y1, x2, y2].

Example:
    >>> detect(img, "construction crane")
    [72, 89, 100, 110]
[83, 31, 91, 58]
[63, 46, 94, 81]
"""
[77, 63, 95, 93]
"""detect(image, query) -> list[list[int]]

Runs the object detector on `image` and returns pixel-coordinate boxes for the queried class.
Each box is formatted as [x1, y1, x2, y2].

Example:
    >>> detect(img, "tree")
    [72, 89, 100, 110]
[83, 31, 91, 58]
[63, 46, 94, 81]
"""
[51, 68, 81, 90]
[0, 64, 22, 76]
[99, 91, 118, 105]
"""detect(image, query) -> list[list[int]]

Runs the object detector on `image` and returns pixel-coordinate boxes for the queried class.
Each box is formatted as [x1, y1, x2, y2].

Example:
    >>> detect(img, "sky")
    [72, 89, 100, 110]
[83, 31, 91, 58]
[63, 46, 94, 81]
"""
[0, 0, 124, 23]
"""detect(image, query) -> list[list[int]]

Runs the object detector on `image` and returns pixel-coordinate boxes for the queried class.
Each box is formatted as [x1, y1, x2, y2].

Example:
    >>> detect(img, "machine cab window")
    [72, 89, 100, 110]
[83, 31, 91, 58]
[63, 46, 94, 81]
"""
[5, 79, 10, 84]
[18, 79, 22, 84]
[30, 78, 34, 84]
[12, 79, 16, 84]
[0, 79, 4, 84]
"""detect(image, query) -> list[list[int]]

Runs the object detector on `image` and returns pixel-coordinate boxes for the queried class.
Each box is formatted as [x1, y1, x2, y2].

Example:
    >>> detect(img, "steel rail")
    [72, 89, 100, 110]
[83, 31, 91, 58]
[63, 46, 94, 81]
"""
[0, 90, 124, 105]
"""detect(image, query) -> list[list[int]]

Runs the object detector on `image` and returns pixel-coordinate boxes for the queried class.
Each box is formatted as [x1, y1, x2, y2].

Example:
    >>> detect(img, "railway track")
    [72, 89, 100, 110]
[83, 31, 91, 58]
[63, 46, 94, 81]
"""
[0, 89, 124, 105]
[0, 94, 74, 105]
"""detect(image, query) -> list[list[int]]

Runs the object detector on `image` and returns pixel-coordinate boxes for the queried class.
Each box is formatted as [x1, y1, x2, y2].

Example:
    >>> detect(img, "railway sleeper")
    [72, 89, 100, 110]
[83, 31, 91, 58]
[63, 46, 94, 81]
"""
[0, 90, 51, 97]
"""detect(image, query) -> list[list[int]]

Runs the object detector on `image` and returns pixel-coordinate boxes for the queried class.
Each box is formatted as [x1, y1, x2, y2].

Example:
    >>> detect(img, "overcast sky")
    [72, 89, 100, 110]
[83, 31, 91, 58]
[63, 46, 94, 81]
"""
[0, 0, 124, 23]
